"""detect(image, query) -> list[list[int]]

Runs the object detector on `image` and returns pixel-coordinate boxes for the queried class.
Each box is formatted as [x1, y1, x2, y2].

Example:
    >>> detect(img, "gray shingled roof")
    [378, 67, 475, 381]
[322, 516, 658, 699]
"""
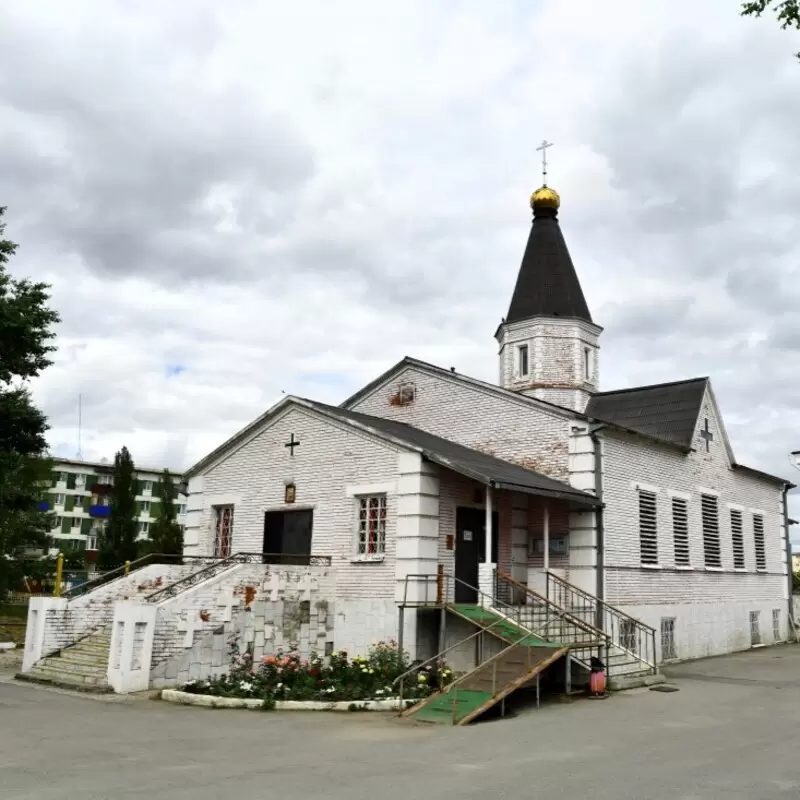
[308, 400, 600, 507]
[585, 378, 709, 450]
[506, 205, 593, 324]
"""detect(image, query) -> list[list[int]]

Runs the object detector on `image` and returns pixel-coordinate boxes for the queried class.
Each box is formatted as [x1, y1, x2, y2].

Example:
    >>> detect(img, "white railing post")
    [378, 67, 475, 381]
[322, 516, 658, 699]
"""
[107, 602, 157, 694]
[22, 596, 68, 672]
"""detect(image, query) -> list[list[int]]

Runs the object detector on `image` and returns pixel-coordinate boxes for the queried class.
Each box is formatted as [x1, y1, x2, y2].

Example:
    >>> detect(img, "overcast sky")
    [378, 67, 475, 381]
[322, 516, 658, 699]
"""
[2, 1, 799, 529]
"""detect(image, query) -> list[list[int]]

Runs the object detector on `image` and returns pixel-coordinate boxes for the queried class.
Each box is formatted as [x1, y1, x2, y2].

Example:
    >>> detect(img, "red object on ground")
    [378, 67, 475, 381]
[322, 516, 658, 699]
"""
[590, 670, 606, 696]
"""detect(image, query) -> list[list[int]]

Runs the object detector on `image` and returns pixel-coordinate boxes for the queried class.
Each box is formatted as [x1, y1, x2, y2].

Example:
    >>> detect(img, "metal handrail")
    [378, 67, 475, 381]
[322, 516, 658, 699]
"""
[391, 611, 531, 696]
[496, 569, 610, 646]
[144, 552, 333, 603]
[546, 570, 656, 633]
[546, 570, 657, 671]
[60, 553, 174, 598]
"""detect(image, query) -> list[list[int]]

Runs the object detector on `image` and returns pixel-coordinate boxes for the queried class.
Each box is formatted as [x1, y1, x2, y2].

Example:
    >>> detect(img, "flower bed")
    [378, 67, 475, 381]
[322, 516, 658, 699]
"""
[179, 638, 453, 706]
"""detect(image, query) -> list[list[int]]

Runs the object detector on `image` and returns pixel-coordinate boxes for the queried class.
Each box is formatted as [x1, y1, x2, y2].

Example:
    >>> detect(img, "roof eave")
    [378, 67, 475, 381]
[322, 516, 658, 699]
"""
[732, 463, 796, 488]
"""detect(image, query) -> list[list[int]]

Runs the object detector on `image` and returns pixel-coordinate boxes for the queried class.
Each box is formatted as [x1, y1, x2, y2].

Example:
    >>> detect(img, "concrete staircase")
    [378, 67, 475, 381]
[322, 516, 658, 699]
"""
[18, 628, 113, 692]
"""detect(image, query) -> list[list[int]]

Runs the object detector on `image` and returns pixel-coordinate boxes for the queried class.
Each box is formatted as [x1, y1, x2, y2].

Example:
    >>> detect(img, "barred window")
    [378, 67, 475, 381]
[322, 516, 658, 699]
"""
[730, 509, 745, 569]
[214, 505, 234, 558]
[671, 497, 690, 566]
[773, 608, 782, 642]
[750, 611, 761, 646]
[357, 495, 387, 556]
[701, 494, 721, 568]
[754, 514, 766, 571]
[660, 617, 676, 661]
[638, 490, 658, 565]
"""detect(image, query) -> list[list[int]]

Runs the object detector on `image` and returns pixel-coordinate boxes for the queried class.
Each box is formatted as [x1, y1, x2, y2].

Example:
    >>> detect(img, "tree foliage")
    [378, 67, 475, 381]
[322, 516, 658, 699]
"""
[742, 0, 800, 57]
[0, 207, 60, 597]
[97, 446, 139, 569]
[145, 469, 184, 556]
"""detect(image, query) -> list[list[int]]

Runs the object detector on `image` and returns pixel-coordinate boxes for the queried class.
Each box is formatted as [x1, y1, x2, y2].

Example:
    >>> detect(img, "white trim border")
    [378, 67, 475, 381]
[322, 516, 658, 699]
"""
[161, 689, 407, 711]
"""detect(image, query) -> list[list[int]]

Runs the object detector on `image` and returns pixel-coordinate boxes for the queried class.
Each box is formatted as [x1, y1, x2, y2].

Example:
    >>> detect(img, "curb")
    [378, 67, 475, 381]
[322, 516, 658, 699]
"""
[14, 672, 114, 694]
[161, 688, 408, 711]
[608, 673, 666, 692]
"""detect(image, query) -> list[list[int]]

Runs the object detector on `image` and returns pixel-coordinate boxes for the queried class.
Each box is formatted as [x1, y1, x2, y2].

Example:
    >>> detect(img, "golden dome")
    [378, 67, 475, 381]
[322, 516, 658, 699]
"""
[530, 185, 560, 211]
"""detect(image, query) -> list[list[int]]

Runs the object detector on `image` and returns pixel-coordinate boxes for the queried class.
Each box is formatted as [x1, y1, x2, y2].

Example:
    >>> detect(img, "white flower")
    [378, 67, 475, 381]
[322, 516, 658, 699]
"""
[239, 681, 254, 693]
[376, 689, 384, 695]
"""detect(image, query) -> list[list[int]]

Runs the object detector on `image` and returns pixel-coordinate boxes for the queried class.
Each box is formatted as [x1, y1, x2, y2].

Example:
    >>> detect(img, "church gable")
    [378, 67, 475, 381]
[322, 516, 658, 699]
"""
[689, 383, 735, 469]
[344, 359, 575, 481]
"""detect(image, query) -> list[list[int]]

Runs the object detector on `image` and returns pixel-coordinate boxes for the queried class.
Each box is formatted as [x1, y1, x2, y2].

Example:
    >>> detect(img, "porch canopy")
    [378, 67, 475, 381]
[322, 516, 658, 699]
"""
[311, 400, 601, 509]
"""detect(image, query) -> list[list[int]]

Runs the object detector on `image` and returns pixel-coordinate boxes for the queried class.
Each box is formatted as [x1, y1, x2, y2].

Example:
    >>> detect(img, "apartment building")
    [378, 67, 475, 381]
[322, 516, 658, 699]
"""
[40, 457, 187, 558]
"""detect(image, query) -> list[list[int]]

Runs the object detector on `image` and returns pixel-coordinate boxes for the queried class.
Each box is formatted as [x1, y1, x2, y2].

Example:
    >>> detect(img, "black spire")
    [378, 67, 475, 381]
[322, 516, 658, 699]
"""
[505, 194, 592, 324]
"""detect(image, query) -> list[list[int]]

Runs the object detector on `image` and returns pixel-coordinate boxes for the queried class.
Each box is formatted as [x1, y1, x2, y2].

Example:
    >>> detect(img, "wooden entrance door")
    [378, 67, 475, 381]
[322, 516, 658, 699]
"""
[263, 509, 313, 563]
[454, 507, 498, 603]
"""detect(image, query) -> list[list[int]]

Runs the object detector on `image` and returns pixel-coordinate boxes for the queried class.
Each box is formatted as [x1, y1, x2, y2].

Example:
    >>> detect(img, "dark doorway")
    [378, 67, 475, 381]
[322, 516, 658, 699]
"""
[454, 507, 498, 603]
[263, 509, 313, 564]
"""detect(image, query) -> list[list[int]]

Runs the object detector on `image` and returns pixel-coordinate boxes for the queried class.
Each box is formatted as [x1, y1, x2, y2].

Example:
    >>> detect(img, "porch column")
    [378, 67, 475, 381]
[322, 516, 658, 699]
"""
[478, 484, 495, 605]
[543, 502, 550, 573]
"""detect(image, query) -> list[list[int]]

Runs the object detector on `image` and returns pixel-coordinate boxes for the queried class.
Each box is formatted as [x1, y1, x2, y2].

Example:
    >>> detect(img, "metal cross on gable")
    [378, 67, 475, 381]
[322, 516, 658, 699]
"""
[285, 433, 300, 456]
[700, 418, 714, 452]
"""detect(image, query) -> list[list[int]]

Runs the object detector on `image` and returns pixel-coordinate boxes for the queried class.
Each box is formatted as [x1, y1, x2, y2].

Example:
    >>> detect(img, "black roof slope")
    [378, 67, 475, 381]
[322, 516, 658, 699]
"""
[506, 206, 592, 324]
[308, 400, 600, 506]
[585, 378, 709, 450]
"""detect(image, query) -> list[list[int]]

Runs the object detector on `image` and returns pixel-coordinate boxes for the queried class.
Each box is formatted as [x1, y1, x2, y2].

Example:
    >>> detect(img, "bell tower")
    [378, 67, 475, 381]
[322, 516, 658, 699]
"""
[495, 163, 601, 412]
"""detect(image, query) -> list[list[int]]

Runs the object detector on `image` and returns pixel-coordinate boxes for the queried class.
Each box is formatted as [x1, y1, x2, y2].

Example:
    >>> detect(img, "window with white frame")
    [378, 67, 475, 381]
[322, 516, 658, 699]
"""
[73, 495, 84, 508]
[179, 504, 187, 515]
[71, 516, 80, 529]
[583, 347, 592, 381]
[638, 489, 658, 565]
[671, 497, 690, 566]
[141, 500, 151, 514]
[753, 514, 766, 571]
[58, 472, 68, 483]
[138, 521, 149, 535]
[701, 494, 721, 568]
[142, 480, 154, 493]
[772, 608, 781, 642]
[660, 617, 676, 660]
[87, 536, 98, 550]
[55, 493, 66, 506]
[356, 495, 387, 557]
[730, 509, 745, 569]
[99, 474, 113, 485]
[53, 516, 62, 530]
[75, 473, 85, 486]
[516, 344, 530, 378]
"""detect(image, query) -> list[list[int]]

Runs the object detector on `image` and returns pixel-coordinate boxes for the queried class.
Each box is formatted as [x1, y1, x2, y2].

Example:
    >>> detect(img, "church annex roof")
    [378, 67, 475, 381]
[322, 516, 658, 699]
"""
[585, 377, 709, 451]
[505, 202, 593, 325]
[307, 400, 601, 507]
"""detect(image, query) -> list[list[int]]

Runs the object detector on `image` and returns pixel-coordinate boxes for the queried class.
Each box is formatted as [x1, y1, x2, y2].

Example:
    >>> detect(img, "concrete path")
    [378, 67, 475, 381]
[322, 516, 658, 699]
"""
[3, 645, 800, 799]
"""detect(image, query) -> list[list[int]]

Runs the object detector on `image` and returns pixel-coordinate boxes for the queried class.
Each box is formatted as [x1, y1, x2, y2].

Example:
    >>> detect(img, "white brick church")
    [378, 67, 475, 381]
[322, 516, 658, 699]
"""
[180, 181, 794, 667]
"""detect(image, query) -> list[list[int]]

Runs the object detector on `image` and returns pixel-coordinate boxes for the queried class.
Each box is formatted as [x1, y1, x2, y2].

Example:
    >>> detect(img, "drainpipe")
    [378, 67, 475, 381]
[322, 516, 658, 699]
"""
[781, 484, 795, 638]
[588, 423, 606, 630]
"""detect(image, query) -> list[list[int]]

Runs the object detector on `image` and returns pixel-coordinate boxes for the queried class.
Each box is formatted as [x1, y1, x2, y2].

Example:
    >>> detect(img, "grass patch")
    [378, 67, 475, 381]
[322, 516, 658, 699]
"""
[0, 603, 28, 620]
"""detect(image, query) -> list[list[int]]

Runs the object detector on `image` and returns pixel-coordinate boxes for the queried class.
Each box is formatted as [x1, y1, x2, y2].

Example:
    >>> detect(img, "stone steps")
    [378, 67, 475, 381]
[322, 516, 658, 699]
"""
[17, 627, 112, 692]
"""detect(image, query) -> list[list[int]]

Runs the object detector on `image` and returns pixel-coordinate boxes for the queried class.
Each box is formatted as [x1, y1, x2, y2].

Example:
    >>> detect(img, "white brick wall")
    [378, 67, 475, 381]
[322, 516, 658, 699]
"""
[599, 387, 789, 659]
[183, 406, 402, 605]
[496, 317, 601, 412]
[349, 365, 574, 482]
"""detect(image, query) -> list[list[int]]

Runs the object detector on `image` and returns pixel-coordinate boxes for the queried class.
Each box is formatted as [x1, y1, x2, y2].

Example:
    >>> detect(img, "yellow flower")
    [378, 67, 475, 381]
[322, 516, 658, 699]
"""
[418, 674, 427, 683]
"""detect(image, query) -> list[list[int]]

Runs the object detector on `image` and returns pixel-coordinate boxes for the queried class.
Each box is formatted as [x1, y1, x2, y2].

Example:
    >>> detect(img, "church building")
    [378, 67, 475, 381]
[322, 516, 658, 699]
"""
[181, 179, 794, 672]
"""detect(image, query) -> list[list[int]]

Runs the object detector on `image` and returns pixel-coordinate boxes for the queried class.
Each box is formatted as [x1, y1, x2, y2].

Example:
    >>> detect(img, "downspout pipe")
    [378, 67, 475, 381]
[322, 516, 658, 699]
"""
[782, 484, 795, 638]
[588, 422, 606, 630]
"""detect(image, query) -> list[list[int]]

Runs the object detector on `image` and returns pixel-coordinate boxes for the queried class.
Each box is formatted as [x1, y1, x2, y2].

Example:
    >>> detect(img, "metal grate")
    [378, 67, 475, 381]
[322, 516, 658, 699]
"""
[730, 509, 745, 569]
[772, 608, 781, 642]
[357, 495, 387, 555]
[750, 611, 761, 646]
[214, 506, 234, 558]
[660, 617, 676, 661]
[620, 619, 637, 654]
[671, 497, 690, 566]
[638, 490, 658, 565]
[753, 514, 766, 571]
[701, 494, 721, 568]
